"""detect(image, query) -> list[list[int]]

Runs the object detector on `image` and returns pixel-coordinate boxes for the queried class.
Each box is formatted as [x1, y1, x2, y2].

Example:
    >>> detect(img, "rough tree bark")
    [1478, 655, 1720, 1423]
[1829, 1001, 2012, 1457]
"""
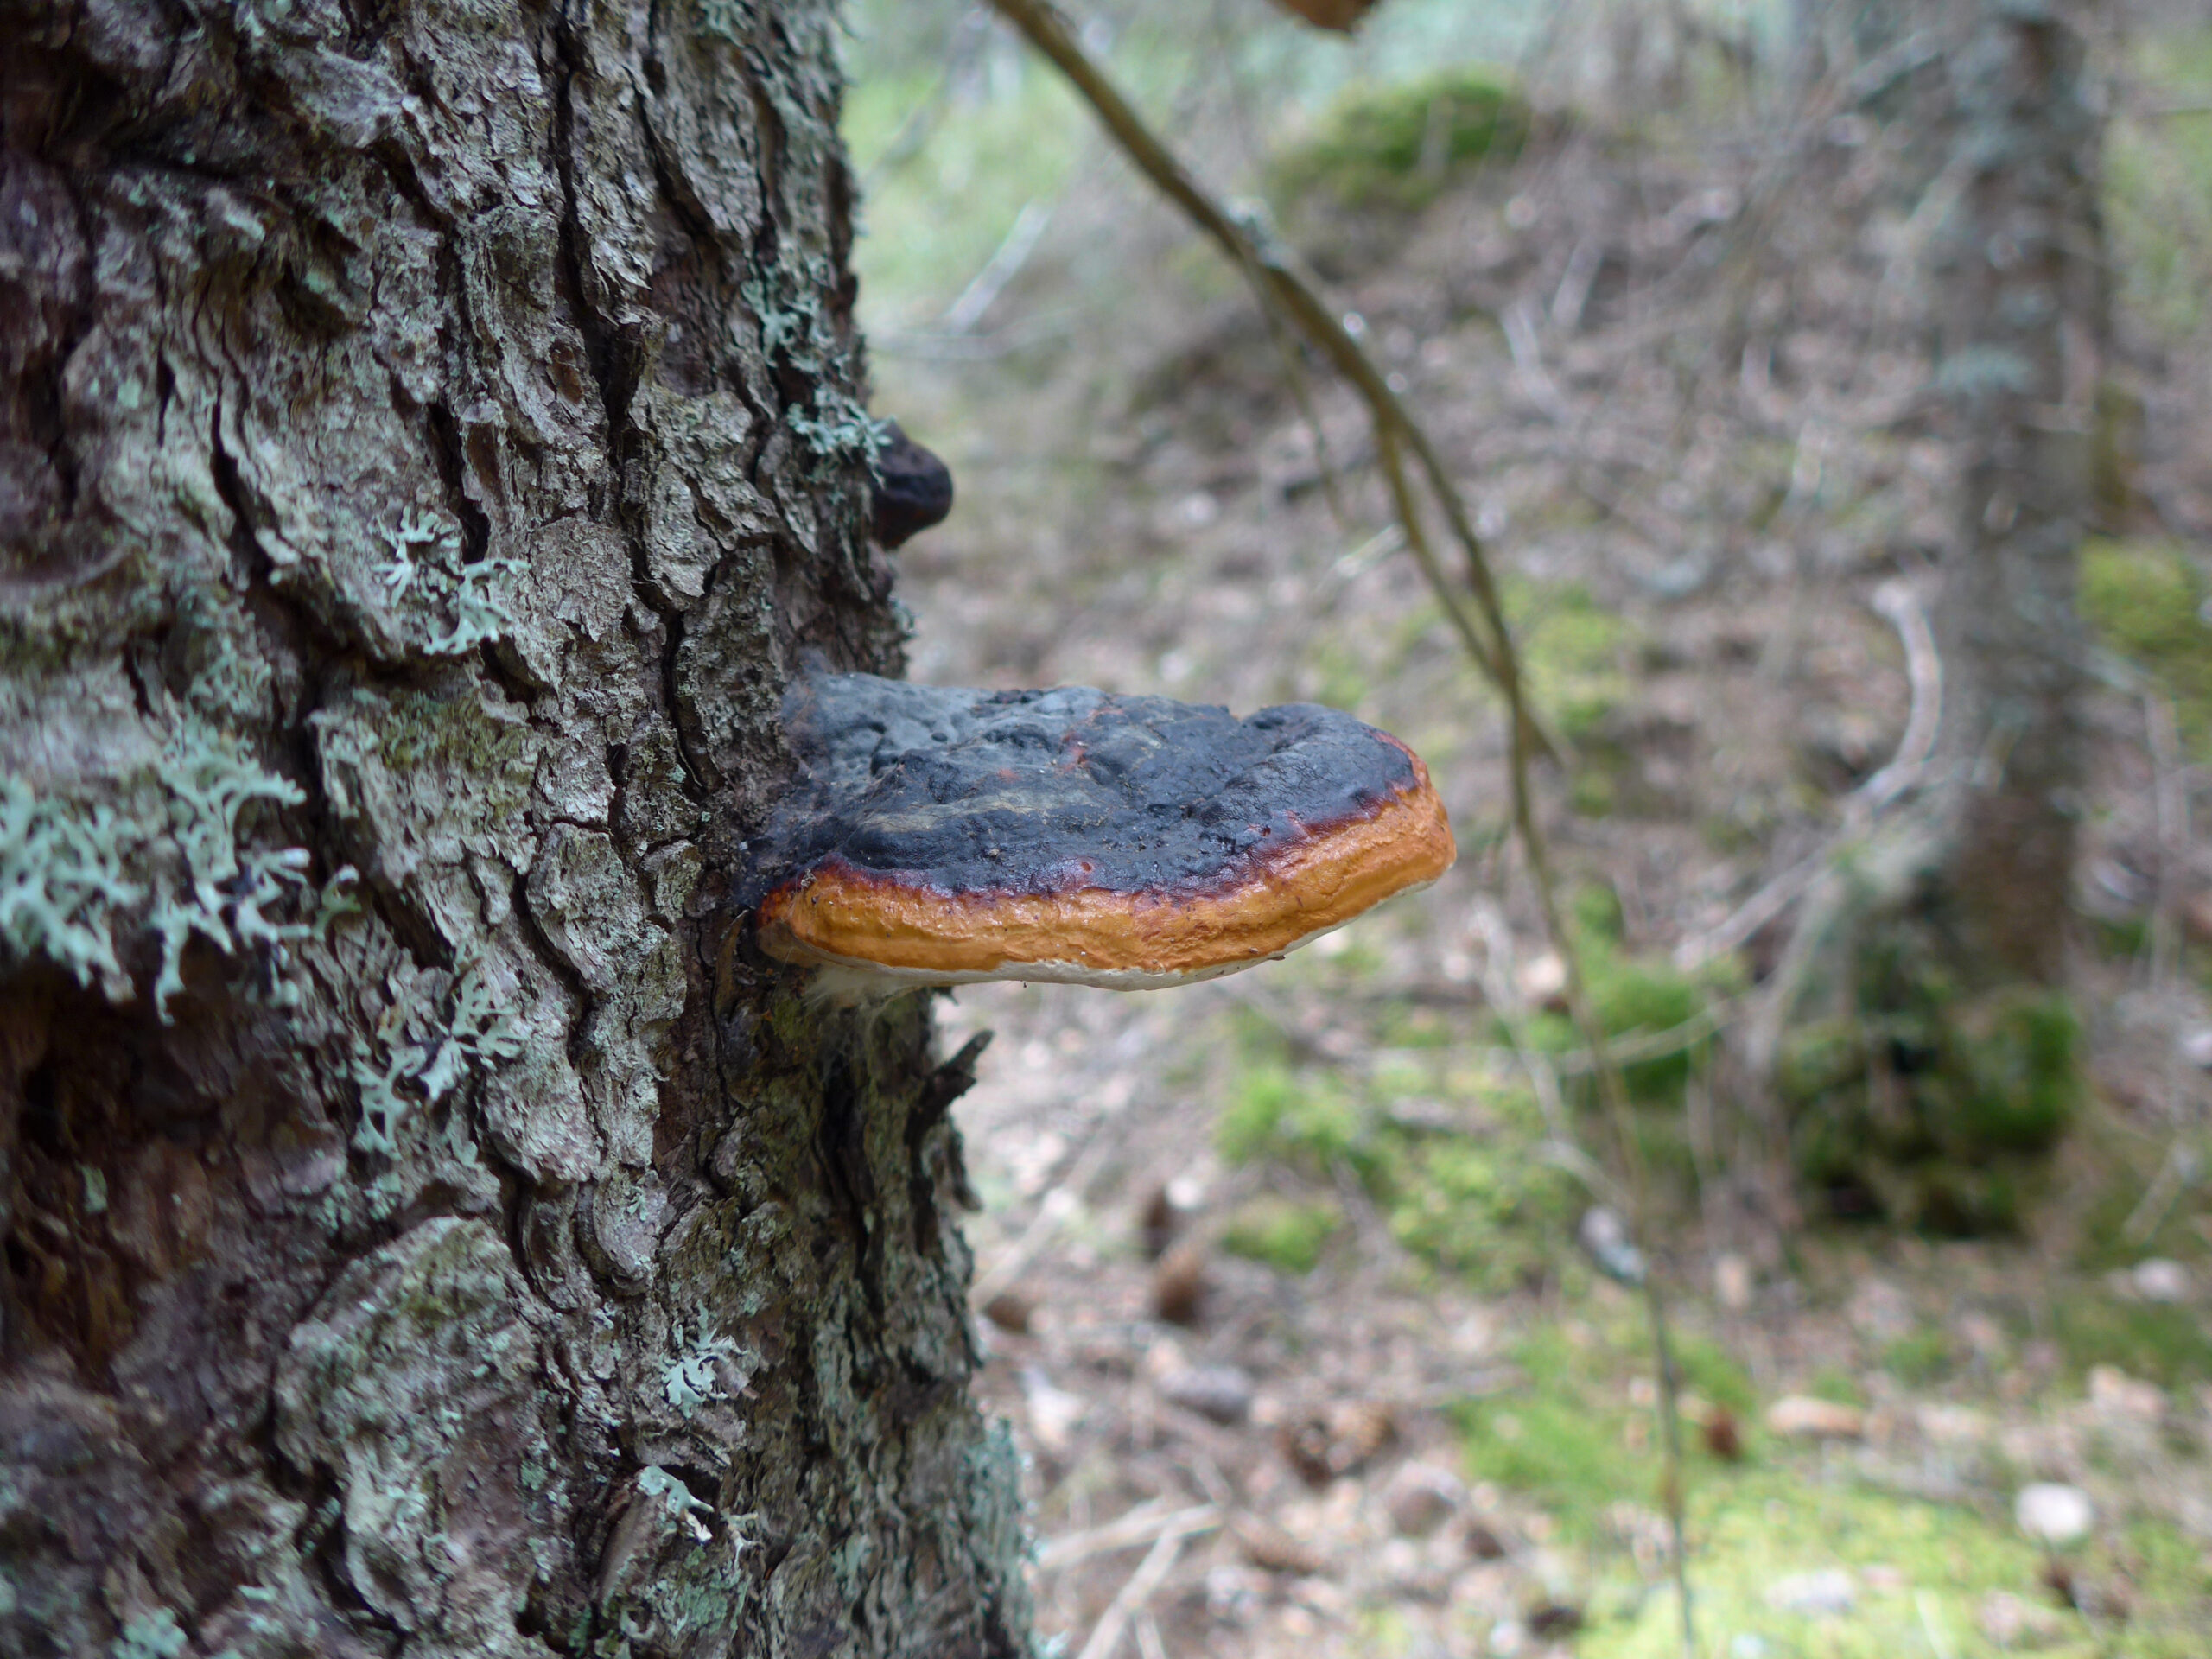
[1765, 1, 2105, 1230]
[0, 3, 1031, 1656]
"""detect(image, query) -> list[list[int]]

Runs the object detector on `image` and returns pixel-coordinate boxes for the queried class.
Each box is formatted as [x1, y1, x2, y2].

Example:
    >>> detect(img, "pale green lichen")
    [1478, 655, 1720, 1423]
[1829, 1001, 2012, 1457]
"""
[0, 779, 144, 997]
[662, 1324, 756, 1421]
[349, 962, 524, 1154]
[1, 706, 311, 1017]
[634, 1469, 712, 1541]
[109, 1608, 188, 1659]
[741, 262, 884, 468]
[376, 505, 522, 656]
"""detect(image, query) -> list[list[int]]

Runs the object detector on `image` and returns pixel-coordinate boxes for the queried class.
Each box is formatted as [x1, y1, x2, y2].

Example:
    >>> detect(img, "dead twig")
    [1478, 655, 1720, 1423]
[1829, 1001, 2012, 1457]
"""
[984, 6, 1690, 1649]
[942, 199, 1056, 333]
[1676, 575, 1942, 969]
[1074, 1525, 1189, 1659]
[1503, 298, 1573, 421]
[1037, 1502, 1221, 1573]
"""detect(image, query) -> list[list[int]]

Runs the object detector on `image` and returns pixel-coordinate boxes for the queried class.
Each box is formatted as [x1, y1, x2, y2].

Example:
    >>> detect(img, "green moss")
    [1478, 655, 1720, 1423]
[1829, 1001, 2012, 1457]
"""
[1809, 1366, 1868, 1408]
[2067, 1124, 2212, 1273]
[1946, 988, 2083, 1155]
[2081, 538, 2212, 757]
[1585, 1475, 2163, 1659]
[1571, 883, 1626, 944]
[1373, 999, 1454, 1049]
[1458, 1389, 1649, 1535]
[2107, 29, 2212, 337]
[1269, 66, 1529, 210]
[1217, 1014, 1576, 1292]
[1570, 769, 1618, 818]
[2050, 1290, 2212, 1389]
[1883, 1326, 1955, 1387]
[1783, 907, 2084, 1233]
[1221, 1195, 1344, 1274]
[1672, 1332, 1756, 1417]
[1378, 1090, 1579, 1292]
[1516, 582, 1634, 741]
[1451, 1329, 1656, 1536]
[1527, 936, 1713, 1104]
[2092, 911, 2154, 960]
[1216, 1062, 1363, 1171]
[1777, 1016, 1867, 1104]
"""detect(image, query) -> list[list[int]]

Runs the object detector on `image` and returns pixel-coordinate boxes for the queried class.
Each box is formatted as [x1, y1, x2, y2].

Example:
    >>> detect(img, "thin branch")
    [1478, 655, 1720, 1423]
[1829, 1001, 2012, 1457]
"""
[1074, 1526, 1188, 1659]
[1676, 575, 1942, 969]
[1858, 577, 1943, 811]
[982, 0, 1521, 708]
[982, 6, 1688, 1649]
[1037, 1502, 1221, 1572]
[943, 199, 1055, 333]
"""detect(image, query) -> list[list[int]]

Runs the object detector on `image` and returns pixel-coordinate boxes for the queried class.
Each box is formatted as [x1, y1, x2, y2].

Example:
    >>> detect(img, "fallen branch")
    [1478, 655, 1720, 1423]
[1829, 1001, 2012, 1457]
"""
[1859, 576, 1942, 810]
[1073, 1525, 1189, 1659]
[943, 199, 1055, 333]
[1036, 1502, 1221, 1573]
[1676, 576, 1941, 969]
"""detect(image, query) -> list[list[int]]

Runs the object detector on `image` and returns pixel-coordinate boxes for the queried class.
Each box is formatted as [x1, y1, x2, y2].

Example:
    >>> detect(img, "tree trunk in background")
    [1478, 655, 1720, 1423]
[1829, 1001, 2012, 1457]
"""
[1765, 2, 2104, 1231]
[1927, 3, 2100, 988]
[0, 4, 1029, 1656]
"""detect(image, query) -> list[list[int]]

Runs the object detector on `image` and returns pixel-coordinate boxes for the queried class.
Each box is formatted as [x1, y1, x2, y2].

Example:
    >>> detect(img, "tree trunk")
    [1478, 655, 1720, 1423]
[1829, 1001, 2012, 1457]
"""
[1764, 1, 2103, 1231]
[1927, 2, 2100, 988]
[0, 4, 1030, 1656]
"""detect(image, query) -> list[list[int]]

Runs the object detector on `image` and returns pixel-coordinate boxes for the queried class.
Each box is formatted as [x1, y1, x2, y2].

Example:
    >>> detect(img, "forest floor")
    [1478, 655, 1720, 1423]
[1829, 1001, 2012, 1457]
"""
[849, 15, 2212, 1656]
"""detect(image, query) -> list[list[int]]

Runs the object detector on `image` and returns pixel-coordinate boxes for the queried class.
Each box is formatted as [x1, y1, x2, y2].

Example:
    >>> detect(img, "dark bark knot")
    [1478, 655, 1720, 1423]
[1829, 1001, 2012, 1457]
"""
[868, 420, 954, 550]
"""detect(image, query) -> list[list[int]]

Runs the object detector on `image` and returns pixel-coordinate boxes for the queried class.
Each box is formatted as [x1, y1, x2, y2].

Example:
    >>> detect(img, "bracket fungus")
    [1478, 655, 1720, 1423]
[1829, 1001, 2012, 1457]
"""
[750, 672, 1455, 998]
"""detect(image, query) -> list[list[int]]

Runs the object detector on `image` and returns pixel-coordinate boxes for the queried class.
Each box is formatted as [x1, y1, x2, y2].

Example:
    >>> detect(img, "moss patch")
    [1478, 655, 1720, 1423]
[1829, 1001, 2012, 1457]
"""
[1452, 1326, 1661, 1537]
[1515, 581, 1635, 742]
[1221, 1195, 1344, 1275]
[1452, 1321, 2209, 1656]
[1216, 1060, 1364, 1173]
[2081, 538, 2212, 758]
[1215, 1016, 1579, 1293]
[1590, 1478, 2209, 1659]
[2049, 1289, 2212, 1390]
[1382, 1105, 1580, 1291]
[2107, 28, 2212, 338]
[1529, 946, 1713, 1105]
[1269, 66, 1530, 211]
[1780, 899, 2085, 1235]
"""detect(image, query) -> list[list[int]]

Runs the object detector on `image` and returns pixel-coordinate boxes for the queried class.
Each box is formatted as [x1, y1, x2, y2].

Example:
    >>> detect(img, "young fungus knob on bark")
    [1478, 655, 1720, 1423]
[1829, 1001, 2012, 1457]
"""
[752, 673, 1455, 999]
[868, 420, 956, 550]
